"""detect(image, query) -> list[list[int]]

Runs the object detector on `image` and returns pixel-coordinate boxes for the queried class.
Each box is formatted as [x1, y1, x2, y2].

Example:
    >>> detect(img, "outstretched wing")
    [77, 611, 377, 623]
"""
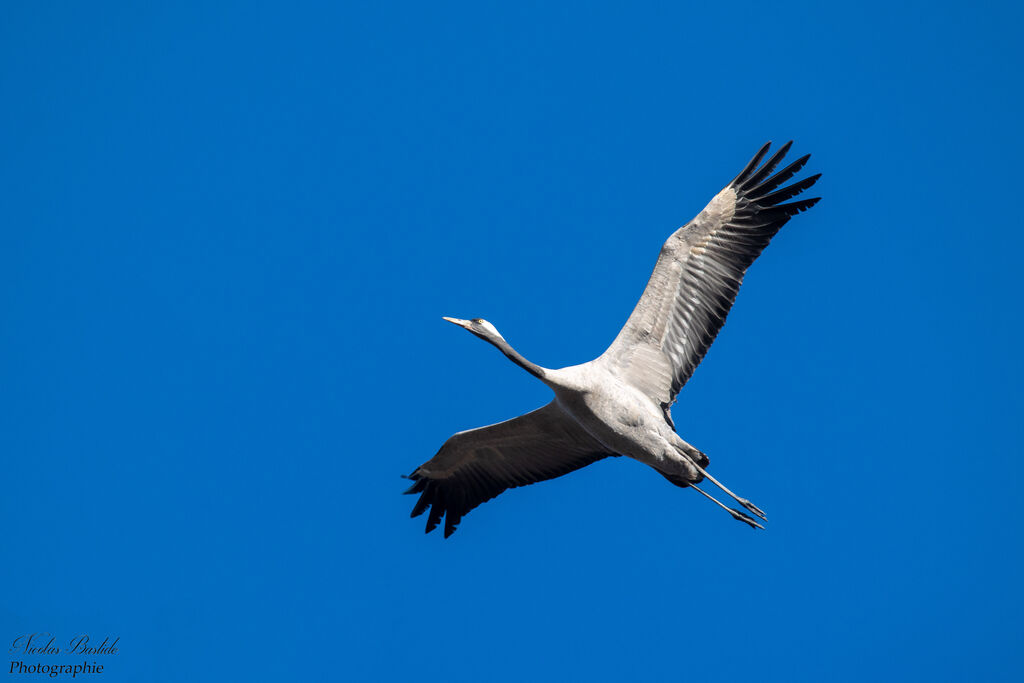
[404, 401, 616, 537]
[598, 141, 820, 418]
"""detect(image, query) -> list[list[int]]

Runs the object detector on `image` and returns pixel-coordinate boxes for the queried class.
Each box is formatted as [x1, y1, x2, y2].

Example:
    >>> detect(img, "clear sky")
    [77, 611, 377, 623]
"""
[2, 1, 1022, 681]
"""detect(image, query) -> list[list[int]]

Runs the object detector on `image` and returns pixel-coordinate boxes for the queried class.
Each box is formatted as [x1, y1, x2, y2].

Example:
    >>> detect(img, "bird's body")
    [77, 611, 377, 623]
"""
[546, 364, 699, 480]
[405, 142, 820, 537]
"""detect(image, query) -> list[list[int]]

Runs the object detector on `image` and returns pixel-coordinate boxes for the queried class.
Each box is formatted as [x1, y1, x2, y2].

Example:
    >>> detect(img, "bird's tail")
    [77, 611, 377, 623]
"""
[658, 448, 709, 488]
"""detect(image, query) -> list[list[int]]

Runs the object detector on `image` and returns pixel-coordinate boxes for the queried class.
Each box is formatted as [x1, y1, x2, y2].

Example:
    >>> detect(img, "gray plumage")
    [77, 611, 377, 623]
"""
[405, 142, 820, 537]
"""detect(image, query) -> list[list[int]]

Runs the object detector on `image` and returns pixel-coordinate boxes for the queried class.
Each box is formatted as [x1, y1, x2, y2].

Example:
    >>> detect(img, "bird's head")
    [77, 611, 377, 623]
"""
[442, 316, 504, 344]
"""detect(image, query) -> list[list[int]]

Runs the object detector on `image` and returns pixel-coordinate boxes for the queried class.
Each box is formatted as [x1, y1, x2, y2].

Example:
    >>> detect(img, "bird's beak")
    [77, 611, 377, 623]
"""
[442, 316, 470, 328]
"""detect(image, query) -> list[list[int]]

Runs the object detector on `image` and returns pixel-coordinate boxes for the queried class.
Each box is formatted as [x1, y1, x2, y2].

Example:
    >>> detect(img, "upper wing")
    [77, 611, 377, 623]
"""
[404, 401, 616, 537]
[598, 142, 820, 415]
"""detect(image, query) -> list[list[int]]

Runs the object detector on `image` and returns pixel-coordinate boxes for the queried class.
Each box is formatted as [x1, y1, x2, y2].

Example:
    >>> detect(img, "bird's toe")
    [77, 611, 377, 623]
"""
[738, 497, 767, 521]
[729, 508, 764, 530]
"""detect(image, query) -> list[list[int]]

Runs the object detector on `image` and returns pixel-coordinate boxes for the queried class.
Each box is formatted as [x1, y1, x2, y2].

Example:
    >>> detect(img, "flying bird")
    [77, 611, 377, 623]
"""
[404, 142, 820, 537]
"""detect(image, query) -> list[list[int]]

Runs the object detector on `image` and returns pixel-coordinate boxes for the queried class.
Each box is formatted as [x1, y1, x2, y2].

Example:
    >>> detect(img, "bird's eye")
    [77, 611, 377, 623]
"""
[472, 318, 483, 324]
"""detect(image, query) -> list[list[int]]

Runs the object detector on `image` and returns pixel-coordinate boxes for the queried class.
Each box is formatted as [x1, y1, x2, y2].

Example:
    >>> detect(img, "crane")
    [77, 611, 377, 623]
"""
[404, 142, 821, 537]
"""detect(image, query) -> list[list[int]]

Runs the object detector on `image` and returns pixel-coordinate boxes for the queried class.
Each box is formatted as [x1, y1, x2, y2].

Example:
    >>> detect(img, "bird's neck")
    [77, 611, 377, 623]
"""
[491, 337, 547, 380]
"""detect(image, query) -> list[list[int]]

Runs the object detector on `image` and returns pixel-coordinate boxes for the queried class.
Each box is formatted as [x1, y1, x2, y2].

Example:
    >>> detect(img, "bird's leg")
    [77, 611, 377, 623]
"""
[695, 466, 767, 521]
[690, 484, 763, 530]
[675, 443, 767, 521]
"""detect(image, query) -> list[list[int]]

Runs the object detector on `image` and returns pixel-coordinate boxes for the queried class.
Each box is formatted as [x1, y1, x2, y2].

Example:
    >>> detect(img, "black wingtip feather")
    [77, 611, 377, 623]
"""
[410, 480, 434, 518]
[730, 142, 772, 186]
[741, 141, 793, 190]
[444, 514, 458, 538]
[426, 500, 443, 533]
[730, 140, 820, 225]
[403, 471, 425, 495]
[748, 154, 811, 198]
[771, 197, 821, 217]
[751, 173, 821, 205]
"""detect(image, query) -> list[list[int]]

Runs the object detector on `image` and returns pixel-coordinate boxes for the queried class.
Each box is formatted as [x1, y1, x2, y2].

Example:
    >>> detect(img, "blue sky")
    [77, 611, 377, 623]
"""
[2, 1, 1022, 681]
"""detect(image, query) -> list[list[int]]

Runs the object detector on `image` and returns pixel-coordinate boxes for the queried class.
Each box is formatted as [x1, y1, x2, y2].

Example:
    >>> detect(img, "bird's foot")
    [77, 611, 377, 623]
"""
[737, 497, 767, 522]
[728, 507, 764, 530]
